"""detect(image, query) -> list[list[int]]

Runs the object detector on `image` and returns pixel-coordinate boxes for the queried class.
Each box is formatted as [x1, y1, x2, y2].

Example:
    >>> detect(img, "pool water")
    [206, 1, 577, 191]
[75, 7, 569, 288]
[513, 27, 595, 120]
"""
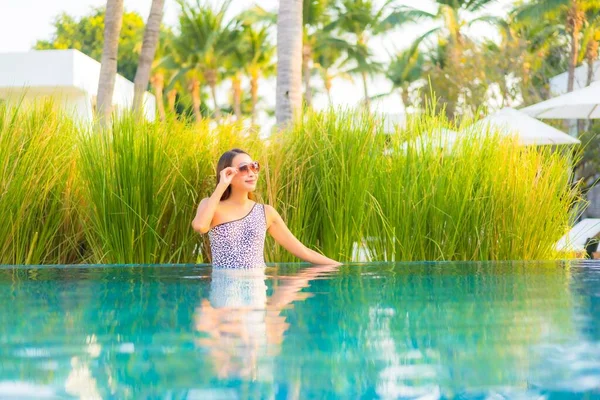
[0, 261, 599, 399]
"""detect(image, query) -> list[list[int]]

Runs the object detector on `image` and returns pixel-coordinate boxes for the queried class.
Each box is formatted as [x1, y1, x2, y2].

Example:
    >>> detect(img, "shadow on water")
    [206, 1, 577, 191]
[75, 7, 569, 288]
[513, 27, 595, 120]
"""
[0, 261, 599, 399]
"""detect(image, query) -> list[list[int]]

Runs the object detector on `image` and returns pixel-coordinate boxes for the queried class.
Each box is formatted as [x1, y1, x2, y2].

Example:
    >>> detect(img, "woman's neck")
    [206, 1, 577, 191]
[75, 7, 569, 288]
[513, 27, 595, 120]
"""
[228, 188, 250, 206]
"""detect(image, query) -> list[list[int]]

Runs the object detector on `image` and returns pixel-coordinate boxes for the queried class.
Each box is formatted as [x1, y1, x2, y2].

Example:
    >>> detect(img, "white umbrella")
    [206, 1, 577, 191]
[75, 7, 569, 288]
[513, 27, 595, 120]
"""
[521, 81, 600, 119]
[393, 108, 579, 156]
[555, 218, 600, 252]
[471, 107, 580, 146]
[397, 128, 460, 152]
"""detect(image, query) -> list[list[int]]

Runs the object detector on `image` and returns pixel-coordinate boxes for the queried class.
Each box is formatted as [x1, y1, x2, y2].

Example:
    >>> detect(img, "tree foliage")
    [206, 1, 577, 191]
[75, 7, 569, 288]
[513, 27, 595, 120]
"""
[35, 8, 145, 82]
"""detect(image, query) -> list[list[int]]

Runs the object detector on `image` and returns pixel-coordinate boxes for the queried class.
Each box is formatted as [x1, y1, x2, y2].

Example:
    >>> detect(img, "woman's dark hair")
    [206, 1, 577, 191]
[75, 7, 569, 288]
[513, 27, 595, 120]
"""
[216, 148, 255, 201]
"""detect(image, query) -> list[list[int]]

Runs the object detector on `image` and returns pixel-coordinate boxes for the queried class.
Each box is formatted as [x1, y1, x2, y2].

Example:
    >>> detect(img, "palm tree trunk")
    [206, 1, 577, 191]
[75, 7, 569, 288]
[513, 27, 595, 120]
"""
[97, 0, 124, 126]
[231, 74, 242, 121]
[276, 0, 303, 127]
[324, 73, 332, 105]
[361, 70, 370, 109]
[150, 73, 166, 121]
[189, 79, 201, 122]
[209, 83, 221, 119]
[303, 44, 313, 107]
[250, 72, 259, 125]
[400, 84, 410, 111]
[167, 89, 177, 112]
[585, 39, 598, 131]
[133, 0, 165, 113]
[565, 1, 584, 137]
[567, 1, 584, 92]
[204, 69, 221, 119]
[499, 74, 510, 108]
[586, 39, 598, 87]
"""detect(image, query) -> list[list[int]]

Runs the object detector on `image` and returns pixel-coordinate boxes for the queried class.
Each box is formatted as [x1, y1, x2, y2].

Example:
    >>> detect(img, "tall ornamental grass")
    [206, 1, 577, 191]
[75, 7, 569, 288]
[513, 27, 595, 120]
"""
[367, 113, 580, 261]
[0, 103, 82, 264]
[77, 116, 263, 264]
[0, 104, 582, 264]
[266, 109, 581, 262]
[264, 109, 384, 262]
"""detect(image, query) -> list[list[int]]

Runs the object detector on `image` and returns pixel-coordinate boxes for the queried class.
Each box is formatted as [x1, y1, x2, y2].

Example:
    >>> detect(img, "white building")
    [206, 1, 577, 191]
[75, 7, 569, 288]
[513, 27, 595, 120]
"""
[0, 49, 155, 122]
[549, 60, 600, 96]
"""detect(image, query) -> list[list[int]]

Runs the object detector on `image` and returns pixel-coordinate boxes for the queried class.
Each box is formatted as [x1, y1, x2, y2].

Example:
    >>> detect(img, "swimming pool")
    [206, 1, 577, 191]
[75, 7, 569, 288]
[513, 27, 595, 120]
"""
[0, 261, 599, 398]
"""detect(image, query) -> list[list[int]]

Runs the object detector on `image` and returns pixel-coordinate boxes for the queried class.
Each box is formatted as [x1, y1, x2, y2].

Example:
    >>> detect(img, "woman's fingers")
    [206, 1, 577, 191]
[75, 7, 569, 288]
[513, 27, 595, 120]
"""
[221, 167, 237, 178]
[221, 167, 238, 183]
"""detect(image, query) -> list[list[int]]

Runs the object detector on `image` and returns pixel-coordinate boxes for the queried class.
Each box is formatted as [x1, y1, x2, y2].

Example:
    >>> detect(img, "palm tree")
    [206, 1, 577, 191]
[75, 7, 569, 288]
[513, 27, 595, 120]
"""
[133, 0, 165, 113]
[304, 30, 350, 108]
[374, 47, 424, 111]
[503, 15, 568, 104]
[581, 15, 600, 86]
[580, 14, 599, 131]
[313, 45, 350, 105]
[276, 0, 303, 126]
[240, 25, 275, 124]
[390, 0, 503, 66]
[157, 35, 201, 121]
[302, 0, 341, 107]
[160, 40, 205, 122]
[478, 15, 535, 107]
[150, 73, 166, 120]
[147, 29, 174, 120]
[166, 88, 178, 113]
[241, 1, 346, 109]
[187, 74, 203, 121]
[221, 24, 245, 121]
[228, 69, 244, 121]
[343, 42, 383, 108]
[97, 0, 124, 125]
[515, 0, 600, 93]
[166, 0, 238, 119]
[220, 22, 274, 123]
[325, 0, 405, 108]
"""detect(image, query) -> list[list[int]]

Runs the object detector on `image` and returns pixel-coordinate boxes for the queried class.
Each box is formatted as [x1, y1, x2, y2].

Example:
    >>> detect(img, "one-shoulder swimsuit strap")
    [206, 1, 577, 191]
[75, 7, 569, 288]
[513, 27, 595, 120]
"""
[208, 203, 267, 269]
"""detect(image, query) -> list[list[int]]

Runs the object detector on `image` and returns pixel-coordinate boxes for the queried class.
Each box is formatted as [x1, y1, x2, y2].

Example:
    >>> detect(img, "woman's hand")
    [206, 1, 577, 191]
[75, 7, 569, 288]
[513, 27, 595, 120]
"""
[192, 167, 238, 234]
[219, 167, 238, 187]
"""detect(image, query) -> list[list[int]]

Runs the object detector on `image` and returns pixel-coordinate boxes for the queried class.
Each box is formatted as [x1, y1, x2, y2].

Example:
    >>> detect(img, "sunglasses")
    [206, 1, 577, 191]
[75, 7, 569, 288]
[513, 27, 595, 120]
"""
[237, 161, 260, 174]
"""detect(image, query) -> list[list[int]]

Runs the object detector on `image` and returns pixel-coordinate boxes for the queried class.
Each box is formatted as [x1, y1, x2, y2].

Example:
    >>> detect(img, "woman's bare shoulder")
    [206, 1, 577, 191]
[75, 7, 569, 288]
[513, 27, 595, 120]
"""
[262, 204, 283, 222]
[262, 204, 276, 213]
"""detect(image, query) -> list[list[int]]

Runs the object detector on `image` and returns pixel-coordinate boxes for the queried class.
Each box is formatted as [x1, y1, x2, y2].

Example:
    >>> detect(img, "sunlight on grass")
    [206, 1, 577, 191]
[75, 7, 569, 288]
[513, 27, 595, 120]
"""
[0, 103, 582, 264]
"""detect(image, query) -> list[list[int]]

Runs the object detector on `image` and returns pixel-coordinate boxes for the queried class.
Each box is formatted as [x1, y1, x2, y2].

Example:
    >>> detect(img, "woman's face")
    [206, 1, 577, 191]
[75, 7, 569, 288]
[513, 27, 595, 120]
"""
[230, 153, 259, 192]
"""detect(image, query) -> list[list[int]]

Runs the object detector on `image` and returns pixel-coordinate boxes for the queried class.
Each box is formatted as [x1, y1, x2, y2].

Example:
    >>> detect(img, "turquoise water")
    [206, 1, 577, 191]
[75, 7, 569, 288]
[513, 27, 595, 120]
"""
[0, 261, 599, 399]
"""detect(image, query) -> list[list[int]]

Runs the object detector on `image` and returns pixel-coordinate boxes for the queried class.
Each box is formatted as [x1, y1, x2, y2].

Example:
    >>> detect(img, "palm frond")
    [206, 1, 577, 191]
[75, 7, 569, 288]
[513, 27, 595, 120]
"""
[469, 15, 511, 39]
[408, 27, 442, 52]
[369, 91, 395, 101]
[237, 5, 276, 25]
[165, 66, 192, 91]
[512, 0, 569, 22]
[463, 0, 499, 13]
[381, 6, 436, 26]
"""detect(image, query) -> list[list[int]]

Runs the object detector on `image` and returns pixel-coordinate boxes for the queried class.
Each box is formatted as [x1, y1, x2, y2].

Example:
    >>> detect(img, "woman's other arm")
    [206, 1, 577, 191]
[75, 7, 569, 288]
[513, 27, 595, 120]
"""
[265, 205, 341, 265]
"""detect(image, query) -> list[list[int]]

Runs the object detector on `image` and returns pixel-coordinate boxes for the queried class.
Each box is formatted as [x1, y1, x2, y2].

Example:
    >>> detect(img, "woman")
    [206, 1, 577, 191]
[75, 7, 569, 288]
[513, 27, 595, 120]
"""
[191, 148, 340, 268]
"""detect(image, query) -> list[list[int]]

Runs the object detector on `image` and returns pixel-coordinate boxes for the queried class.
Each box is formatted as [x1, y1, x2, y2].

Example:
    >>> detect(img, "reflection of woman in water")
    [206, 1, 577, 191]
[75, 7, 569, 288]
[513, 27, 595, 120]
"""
[191, 149, 340, 268]
[194, 265, 338, 381]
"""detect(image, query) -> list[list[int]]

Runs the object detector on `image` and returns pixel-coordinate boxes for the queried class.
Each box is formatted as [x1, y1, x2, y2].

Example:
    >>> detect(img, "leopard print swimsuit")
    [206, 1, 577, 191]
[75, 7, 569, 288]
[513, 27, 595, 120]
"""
[208, 202, 267, 269]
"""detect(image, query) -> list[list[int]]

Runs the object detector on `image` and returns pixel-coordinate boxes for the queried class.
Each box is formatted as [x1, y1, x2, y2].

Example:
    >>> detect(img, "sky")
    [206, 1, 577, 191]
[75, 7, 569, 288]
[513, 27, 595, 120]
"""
[0, 0, 516, 117]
